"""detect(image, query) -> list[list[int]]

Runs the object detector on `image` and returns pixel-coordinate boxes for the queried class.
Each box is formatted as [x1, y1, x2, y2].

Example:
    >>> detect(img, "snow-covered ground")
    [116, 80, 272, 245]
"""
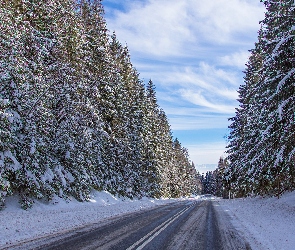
[0, 191, 177, 249]
[1, 190, 294, 250]
[217, 190, 295, 250]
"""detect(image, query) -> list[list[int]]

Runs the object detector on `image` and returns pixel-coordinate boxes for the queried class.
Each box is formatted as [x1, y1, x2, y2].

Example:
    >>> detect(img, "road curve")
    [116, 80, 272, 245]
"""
[9, 200, 251, 250]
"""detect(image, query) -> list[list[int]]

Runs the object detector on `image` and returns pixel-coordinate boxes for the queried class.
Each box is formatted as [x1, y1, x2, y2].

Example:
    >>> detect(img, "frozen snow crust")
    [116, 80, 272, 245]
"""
[217, 190, 295, 250]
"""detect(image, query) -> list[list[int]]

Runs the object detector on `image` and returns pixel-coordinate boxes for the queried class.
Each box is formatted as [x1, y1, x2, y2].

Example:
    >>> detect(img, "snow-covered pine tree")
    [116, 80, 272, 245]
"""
[213, 157, 228, 197]
[226, 45, 265, 197]
[0, 0, 104, 207]
[72, 0, 114, 196]
[103, 33, 138, 197]
[257, 0, 295, 196]
[171, 138, 190, 197]
[191, 162, 203, 194]
[0, 1, 22, 209]
[0, 98, 19, 209]
[226, 0, 295, 197]
[155, 109, 175, 197]
[143, 79, 163, 197]
[0, 0, 71, 208]
[0, 0, 198, 208]
[50, 0, 115, 201]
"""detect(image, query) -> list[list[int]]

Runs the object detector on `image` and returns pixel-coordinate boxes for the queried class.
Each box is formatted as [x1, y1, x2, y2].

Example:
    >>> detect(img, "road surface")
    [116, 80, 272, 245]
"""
[9, 200, 251, 250]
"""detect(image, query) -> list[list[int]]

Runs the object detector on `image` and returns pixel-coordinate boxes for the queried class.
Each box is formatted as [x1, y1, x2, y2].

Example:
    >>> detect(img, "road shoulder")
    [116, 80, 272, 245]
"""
[213, 200, 257, 250]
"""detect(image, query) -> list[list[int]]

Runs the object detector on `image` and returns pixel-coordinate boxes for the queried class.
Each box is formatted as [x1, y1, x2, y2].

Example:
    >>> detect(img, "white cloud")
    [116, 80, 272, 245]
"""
[168, 115, 231, 130]
[104, 0, 262, 117]
[146, 62, 241, 94]
[187, 142, 228, 165]
[106, 1, 194, 56]
[187, 0, 265, 43]
[105, 0, 265, 57]
[103, 0, 265, 165]
[159, 105, 233, 130]
[179, 90, 236, 114]
[154, 63, 240, 114]
[219, 51, 251, 69]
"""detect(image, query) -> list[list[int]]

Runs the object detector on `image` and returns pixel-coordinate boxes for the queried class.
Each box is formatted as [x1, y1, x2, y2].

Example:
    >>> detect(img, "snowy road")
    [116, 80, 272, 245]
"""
[10, 200, 251, 250]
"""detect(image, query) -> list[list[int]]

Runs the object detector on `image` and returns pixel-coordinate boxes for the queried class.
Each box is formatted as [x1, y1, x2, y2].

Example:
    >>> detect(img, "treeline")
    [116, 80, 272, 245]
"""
[199, 158, 227, 198]
[224, 0, 295, 198]
[0, 0, 199, 209]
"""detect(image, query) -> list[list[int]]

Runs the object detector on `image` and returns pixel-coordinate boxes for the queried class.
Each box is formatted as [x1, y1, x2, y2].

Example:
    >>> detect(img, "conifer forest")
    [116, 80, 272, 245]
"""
[1, 0, 295, 210]
[0, 0, 200, 209]
[223, 0, 295, 198]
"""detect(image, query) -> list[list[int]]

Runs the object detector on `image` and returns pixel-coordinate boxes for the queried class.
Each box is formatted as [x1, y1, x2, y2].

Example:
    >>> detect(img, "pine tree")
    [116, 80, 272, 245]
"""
[0, 0, 199, 208]
[226, 0, 295, 197]
[258, 0, 295, 196]
[0, 0, 66, 208]
[0, 98, 19, 209]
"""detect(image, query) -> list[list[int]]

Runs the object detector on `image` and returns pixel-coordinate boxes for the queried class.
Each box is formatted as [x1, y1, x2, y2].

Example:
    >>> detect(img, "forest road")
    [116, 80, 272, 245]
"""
[11, 200, 251, 250]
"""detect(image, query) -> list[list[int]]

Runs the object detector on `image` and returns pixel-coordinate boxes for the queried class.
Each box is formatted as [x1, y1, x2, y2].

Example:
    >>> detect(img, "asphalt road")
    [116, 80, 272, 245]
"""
[11, 200, 251, 250]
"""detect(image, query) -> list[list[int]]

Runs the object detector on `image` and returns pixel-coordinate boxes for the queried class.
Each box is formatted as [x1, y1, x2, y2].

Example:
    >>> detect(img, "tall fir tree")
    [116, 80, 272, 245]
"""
[0, 0, 199, 208]
[226, 0, 295, 197]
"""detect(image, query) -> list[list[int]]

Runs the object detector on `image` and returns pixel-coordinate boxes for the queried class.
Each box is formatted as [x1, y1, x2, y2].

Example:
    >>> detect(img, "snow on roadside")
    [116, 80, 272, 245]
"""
[0, 191, 177, 249]
[217, 190, 295, 250]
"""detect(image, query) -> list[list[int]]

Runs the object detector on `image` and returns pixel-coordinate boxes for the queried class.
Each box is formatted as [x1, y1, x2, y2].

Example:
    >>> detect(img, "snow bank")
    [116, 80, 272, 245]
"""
[217, 190, 295, 250]
[0, 191, 176, 249]
[2, 191, 294, 249]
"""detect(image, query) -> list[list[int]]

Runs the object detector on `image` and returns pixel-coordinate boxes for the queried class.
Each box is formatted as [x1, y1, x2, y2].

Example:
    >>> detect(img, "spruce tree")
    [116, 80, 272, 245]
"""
[0, 0, 199, 207]
[0, 0, 66, 208]
[226, 0, 295, 197]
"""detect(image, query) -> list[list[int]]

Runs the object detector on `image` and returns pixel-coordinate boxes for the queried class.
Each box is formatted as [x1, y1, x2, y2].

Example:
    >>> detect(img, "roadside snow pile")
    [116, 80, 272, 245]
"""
[0, 191, 176, 249]
[218, 190, 295, 250]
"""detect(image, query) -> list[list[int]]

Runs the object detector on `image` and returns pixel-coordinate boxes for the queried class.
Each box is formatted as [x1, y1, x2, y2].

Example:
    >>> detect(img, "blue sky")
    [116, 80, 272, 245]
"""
[102, 0, 266, 172]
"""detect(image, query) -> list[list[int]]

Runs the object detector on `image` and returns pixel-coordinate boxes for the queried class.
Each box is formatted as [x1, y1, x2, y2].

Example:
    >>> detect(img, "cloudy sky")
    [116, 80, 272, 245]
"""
[102, 0, 266, 172]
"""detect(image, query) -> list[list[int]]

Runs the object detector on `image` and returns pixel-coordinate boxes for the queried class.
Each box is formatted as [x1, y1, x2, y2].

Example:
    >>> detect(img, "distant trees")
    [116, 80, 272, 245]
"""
[214, 157, 228, 198]
[200, 157, 231, 198]
[225, 0, 295, 198]
[201, 171, 216, 195]
[0, 0, 199, 208]
[200, 157, 228, 198]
